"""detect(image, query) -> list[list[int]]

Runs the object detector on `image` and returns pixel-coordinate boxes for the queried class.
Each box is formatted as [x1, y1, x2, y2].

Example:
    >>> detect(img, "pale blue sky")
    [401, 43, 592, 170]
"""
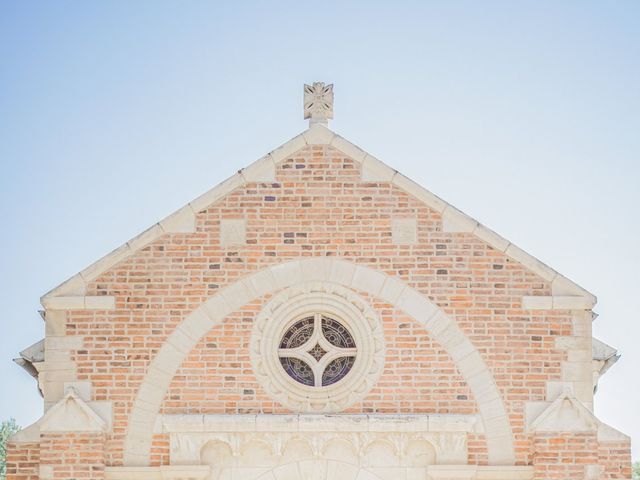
[1, 0, 638, 457]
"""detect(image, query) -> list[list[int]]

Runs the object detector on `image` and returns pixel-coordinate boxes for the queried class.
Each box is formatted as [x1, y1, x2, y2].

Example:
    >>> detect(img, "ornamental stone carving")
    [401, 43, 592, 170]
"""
[154, 413, 481, 469]
[304, 82, 334, 125]
[249, 282, 385, 413]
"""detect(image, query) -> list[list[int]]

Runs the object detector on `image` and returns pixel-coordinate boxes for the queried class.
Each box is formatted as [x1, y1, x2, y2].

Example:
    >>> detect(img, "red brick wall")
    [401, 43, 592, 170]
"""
[6, 442, 39, 480]
[599, 440, 632, 479]
[39, 433, 105, 480]
[165, 298, 475, 415]
[532, 432, 598, 479]
[41, 145, 594, 469]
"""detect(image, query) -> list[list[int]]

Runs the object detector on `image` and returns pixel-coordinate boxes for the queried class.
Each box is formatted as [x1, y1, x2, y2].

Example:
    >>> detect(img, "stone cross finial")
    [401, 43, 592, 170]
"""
[304, 82, 334, 126]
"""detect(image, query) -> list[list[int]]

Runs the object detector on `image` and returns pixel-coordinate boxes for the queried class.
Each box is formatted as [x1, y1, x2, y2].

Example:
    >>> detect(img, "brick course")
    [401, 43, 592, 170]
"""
[6, 442, 39, 480]
[7, 144, 631, 477]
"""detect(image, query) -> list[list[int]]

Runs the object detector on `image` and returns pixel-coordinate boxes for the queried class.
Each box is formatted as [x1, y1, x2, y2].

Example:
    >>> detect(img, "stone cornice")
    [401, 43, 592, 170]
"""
[103, 465, 533, 480]
[154, 413, 484, 434]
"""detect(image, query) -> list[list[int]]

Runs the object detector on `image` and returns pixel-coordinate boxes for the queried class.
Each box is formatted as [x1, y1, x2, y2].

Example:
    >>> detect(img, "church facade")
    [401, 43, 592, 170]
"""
[8, 83, 631, 479]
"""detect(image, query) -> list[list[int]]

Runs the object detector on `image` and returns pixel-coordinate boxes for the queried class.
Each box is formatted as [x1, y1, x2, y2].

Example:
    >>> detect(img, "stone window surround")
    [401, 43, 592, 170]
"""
[250, 283, 385, 413]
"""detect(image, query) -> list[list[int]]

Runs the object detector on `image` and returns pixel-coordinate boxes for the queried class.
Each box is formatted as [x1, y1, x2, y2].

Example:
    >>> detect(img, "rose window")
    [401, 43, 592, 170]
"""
[251, 283, 385, 412]
[278, 314, 357, 387]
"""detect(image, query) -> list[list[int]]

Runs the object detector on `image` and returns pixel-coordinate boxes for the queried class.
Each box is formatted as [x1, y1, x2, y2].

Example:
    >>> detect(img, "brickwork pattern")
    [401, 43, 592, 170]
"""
[39, 433, 105, 480]
[6, 442, 39, 480]
[65, 146, 572, 466]
[7, 144, 631, 477]
[532, 432, 598, 479]
[599, 440, 633, 479]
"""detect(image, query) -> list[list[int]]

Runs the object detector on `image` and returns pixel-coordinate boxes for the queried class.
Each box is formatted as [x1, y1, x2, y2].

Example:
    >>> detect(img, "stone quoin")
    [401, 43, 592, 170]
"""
[7, 83, 631, 480]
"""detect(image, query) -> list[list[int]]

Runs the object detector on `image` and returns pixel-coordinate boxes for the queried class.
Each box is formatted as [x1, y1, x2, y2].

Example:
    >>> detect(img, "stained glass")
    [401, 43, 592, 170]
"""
[279, 357, 314, 386]
[308, 343, 327, 361]
[322, 356, 356, 386]
[279, 316, 314, 349]
[321, 316, 356, 348]
[278, 314, 356, 387]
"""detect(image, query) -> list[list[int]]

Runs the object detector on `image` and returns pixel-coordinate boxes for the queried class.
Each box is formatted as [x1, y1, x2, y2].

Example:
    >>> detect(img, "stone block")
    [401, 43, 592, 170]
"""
[220, 219, 247, 247]
[505, 244, 556, 282]
[351, 265, 386, 296]
[330, 135, 367, 162]
[302, 124, 335, 145]
[190, 174, 244, 213]
[396, 288, 436, 323]
[391, 218, 418, 245]
[242, 154, 276, 183]
[441, 206, 477, 233]
[361, 155, 396, 182]
[392, 174, 447, 213]
[473, 225, 509, 252]
[378, 275, 407, 304]
[270, 134, 306, 163]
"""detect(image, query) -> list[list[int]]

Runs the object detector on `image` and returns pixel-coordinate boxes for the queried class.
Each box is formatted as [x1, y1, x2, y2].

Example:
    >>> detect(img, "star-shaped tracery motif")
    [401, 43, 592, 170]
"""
[278, 314, 357, 387]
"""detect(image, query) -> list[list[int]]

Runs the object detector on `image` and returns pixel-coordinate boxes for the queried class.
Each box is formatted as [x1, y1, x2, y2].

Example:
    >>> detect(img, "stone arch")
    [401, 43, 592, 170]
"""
[200, 440, 233, 479]
[362, 439, 399, 467]
[239, 439, 277, 467]
[282, 437, 315, 462]
[123, 258, 515, 466]
[322, 438, 359, 464]
[405, 439, 437, 467]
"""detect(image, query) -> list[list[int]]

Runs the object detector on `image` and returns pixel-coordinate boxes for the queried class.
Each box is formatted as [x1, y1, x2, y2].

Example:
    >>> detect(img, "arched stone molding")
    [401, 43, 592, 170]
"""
[123, 258, 515, 467]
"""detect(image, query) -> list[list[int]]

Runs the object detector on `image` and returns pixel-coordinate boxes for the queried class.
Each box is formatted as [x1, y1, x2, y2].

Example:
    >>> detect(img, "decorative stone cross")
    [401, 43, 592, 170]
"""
[303, 82, 334, 126]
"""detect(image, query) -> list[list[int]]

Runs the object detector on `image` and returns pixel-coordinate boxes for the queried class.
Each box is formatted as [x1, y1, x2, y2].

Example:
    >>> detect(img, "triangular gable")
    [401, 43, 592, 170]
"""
[41, 123, 595, 304]
[38, 388, 108, 433]
[9, 389, 109, 443]
[530, 390, 630, 442]
[531, 391, 599, 433]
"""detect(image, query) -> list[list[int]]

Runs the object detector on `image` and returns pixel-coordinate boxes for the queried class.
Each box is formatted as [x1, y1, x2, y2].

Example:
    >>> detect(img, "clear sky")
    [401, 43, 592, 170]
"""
[1, 0, 638, 458]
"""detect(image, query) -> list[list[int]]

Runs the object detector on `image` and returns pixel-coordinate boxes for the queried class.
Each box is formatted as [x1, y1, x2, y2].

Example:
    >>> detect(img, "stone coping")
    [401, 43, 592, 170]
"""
[154, 413, 484, 434]
[41, 123, 595, 305]
[104, 464, 533, 480]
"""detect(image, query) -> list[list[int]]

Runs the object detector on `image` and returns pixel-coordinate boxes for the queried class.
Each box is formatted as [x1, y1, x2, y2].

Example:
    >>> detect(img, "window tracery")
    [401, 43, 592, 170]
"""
[278, 314, 357, 387]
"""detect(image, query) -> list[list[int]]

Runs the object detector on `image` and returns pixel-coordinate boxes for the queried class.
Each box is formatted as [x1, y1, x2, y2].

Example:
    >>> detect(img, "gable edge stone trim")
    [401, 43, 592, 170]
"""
[41, 124, 595, 306]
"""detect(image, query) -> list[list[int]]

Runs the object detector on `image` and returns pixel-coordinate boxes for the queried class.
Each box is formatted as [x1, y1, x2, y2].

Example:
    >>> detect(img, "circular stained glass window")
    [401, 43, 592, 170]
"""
[278, 314, 357, 387]
[250, 283, 385, 412]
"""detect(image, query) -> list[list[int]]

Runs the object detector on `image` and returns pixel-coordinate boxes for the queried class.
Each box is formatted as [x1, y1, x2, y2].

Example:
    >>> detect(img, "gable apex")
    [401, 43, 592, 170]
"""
[41, 123, 595, 305]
